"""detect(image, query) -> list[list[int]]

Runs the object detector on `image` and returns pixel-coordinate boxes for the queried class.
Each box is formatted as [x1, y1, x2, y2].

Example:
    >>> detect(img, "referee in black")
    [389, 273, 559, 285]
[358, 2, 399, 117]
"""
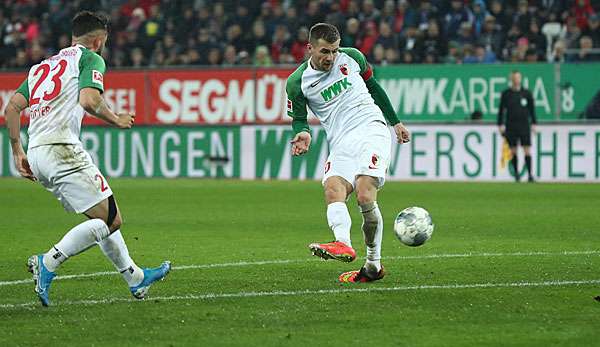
[498, 70, 537, 182]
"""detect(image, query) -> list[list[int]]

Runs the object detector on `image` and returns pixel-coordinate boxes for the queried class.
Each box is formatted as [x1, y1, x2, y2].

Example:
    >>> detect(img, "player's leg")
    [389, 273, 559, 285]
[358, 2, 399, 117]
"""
[355, 175, 383, 270]
[324, 175, 353, 246]
[84, 196, 170, 299]
[340, 121, 390, 283]
[506, 130, 520, 181]
[522, 131, 534, 182]
[309, 175, 356, 262]
[309, 149, 358, 262]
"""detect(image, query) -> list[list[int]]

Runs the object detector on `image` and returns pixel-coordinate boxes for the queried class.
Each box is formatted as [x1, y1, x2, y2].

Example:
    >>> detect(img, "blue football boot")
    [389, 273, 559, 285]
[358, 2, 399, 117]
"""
[27, 254, 56, 307]
[130, 261, 171, 299]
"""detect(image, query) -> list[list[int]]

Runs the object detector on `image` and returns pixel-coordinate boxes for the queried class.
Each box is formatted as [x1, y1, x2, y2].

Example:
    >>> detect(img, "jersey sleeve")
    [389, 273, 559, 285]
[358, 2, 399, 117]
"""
[286, 71, 310, 134]
[340, 47, 373, 81]
[15, 78, 29, 100]
[79, 49, 106, 93]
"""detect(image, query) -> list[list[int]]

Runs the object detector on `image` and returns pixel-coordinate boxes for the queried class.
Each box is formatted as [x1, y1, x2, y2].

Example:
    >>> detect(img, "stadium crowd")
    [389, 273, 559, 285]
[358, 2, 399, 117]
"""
[1, 0, 599, 69]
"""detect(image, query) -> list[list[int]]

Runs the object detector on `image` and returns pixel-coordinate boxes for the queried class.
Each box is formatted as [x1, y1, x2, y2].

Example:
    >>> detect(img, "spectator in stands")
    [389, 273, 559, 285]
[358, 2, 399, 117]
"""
[444, 41, 463, 64]
[445, 0, 473, 40]
[222, 45, 237, 66]
[358, 21, 378, 56]
[325, 2, 346, 33]
[290, 27, 309, 63]
[359, 0, 381, 24]
[472, 0, 489, 37]
[489, 0, 511, 33]
[271, 25, 291, 64]
[395, 0, 417, 33]
[421, 20, 446, 61]
[384, 47, 399, 64]
[249, 21, 271, 55]
[583, 14, 600, 46]
[414, 0, 438, 31]
[456, 21, 476, 46]
[284, 6, 301, 34]
[207, 47, 222, 66]
[564, 17, 583, 51]
[571, 35, 600, 61]
[130, 47, 145, 67]
[549, 39, 567, 63]
[514, 0, 534, 34]
[342, 18, 360, 47]
[398, 25, 422, 62]
[478, 15, 504, 58]
[253, 45, 272, 67]
[376, 22, 398, 50]
[526, 20, 547, 60]
[571, 0, 596, 31]
[226, 24, 246, 53]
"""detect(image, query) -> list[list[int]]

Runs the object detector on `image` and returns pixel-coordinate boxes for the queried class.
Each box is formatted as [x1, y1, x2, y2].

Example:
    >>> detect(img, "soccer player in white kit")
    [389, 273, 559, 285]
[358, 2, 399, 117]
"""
[4, 11, 170, 306]
[286, 23, 410, 283]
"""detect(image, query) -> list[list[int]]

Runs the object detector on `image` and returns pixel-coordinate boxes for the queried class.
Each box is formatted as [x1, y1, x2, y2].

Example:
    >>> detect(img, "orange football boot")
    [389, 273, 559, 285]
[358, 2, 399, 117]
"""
[308, 241, 356, 262]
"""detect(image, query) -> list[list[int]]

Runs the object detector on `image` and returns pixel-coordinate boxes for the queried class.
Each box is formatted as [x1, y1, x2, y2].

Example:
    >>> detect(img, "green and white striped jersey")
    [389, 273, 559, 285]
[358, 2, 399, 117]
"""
[286, 47, 385, 148]
[16, 44, 106, 149]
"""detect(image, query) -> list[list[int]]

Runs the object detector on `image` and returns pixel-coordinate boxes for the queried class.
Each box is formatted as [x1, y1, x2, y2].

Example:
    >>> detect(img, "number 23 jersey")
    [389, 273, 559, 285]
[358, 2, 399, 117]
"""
[15, 44, 106, 149]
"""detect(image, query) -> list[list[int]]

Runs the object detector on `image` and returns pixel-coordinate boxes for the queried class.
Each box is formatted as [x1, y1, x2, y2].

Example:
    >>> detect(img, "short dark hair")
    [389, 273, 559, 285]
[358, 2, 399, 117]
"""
[309, 23, 340, 44]
[72, 11, 109, 37]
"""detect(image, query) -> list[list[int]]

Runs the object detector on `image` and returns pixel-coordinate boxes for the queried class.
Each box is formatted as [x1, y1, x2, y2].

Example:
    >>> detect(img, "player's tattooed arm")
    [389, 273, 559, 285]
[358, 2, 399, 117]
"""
[5, 93, 28, 149]
[79, 87, 135, 129]
[5, 93, 36, 181]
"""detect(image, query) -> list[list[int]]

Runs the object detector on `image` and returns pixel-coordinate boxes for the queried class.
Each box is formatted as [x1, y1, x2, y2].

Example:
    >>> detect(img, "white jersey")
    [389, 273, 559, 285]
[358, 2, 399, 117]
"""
[286, 47, 385, 148]
[16, 44, 106, 149]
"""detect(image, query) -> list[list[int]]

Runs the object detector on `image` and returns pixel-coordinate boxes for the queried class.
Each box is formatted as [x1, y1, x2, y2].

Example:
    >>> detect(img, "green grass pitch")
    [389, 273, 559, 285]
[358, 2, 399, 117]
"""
[1, 178, 599, 346]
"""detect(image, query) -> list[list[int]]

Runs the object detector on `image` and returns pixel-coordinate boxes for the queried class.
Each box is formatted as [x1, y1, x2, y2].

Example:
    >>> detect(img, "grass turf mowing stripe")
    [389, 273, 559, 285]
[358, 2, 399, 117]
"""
[2, 250, 599, 288]
[2, 279, 600, 309]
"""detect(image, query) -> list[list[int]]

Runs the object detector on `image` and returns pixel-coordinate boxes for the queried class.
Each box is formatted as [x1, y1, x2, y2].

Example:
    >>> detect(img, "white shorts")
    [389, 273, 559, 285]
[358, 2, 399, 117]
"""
[28, 144, 113, 214]
[322, 120, 392, 189]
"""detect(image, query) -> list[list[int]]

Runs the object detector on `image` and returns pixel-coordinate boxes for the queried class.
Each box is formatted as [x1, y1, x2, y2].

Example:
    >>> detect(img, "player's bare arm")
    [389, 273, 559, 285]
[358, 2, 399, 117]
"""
[291, 131, 311, 156]
[5, 92, 36, 181]
[79, 87, 135, 128]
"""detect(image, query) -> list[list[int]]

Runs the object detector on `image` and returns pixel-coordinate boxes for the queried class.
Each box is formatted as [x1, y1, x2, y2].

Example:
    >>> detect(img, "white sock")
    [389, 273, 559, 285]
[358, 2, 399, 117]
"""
[98, 230, 144, 287]
[360, 201, 383, 272]
[327, 202, 352, 247]
[42, 219, 110, 272]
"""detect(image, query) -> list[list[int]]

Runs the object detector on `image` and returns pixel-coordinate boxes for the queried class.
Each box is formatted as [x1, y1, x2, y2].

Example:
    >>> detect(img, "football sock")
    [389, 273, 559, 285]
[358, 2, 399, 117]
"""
[525, 155, 532, 178]
[359, 201, 383, 272]
[327, 202, 352, 247]
[98, 230, 144, 287]
[511, 156, 519, 179]
[43, 219, 110, 272]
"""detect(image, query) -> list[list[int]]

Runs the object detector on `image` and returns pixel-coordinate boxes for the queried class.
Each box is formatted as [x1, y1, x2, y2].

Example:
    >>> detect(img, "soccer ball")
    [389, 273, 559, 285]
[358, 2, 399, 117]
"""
[394, 207, 434, 247]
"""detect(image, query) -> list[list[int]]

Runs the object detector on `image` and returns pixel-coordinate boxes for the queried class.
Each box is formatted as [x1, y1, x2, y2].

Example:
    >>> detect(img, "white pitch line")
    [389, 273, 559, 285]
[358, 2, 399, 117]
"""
[1, 250, 599, 288]
[1, 279, 600, 309]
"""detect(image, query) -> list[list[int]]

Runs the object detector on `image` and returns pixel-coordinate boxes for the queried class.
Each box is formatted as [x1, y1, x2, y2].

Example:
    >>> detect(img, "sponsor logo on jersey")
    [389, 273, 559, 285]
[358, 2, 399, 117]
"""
[309, 80, 321, 88]
[287, 99, 293, 113]
[92, 70, 104, 86]
[320, 77, 352, 102]
[324, 161, 331, 174]
[369, 154, 379, 169]
[339, 64, 348, 76]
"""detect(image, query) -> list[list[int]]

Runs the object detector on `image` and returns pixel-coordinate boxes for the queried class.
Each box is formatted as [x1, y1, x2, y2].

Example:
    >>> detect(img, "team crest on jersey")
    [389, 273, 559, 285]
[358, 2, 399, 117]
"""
[287, 99, 293, 112]
[92, 70, 104, 85]
[369, 154, 379, 169]
[339, 64, 348, 75]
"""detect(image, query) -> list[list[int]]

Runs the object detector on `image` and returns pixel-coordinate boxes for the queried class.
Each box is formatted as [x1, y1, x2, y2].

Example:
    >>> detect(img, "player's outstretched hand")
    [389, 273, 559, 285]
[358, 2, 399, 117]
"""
[394, 123, 410, 144]
[291, 131, 311, 156]
[12, 149, 36, 182]
[116, 112, 135, 129]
